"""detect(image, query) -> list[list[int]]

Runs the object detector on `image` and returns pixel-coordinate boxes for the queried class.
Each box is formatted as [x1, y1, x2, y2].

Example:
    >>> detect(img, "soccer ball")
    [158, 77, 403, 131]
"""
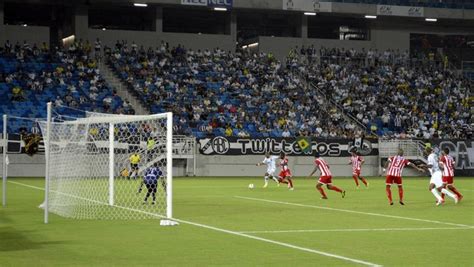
[248, 183, 255, 189]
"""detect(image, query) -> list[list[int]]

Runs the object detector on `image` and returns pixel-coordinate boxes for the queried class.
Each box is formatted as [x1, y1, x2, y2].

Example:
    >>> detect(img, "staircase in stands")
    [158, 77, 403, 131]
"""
[297, 70, 367, 133]
[378, 139, 427, 175]
[98, 62, 149, 115]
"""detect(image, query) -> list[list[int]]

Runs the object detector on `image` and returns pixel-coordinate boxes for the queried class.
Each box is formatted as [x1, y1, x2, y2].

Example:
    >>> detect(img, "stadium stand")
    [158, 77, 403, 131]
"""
[0, 38, 470, 139]
[293, 46, 472, 139]
[106, 41, 360, 138]
[106, 41, 471, 139]
[0, 40, 132, 133]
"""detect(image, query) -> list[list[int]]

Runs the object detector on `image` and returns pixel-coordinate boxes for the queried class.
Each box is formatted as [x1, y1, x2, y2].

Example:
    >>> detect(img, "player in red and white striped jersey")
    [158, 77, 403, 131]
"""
[348, 148, 369, 189]
[308, 152, 345, 199]
[278, 152, 294, 190]
[439, 147, 463, 201]
[383, 149, 423, 205]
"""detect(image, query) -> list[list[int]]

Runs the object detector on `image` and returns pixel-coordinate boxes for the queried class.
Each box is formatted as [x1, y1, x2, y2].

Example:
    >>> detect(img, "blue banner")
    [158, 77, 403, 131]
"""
[207, 0, 233, 8]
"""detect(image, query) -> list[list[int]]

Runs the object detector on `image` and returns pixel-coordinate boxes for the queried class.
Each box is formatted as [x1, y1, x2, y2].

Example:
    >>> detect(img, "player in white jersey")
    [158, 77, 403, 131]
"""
[420, 147, 458, 206]
[256, 153, 280, 188]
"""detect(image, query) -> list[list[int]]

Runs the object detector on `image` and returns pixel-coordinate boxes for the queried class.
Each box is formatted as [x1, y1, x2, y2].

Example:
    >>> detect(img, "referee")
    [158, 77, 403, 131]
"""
[129, 152, 141, 180]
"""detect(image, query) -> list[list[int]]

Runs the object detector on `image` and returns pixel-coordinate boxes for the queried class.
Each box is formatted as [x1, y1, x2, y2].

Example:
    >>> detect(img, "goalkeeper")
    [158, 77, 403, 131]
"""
[142, 163, 163, 205]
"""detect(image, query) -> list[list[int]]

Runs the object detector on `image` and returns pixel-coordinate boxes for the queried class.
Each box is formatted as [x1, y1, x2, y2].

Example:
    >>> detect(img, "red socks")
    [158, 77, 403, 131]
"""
[386, 186, 403, 203]
[329, 186, 343, 193]
[386, 187, 393, 203]
[353, 175, 368, 187]
[317, 187, 327, 198]
[450, 187, 462, 198]
[352, 175, 359, 186]
[398, 187, 404, 202]
[279, 178, 293, 188]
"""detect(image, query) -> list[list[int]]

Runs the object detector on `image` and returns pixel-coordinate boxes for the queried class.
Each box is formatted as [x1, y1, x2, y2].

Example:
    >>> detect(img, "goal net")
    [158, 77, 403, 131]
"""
[39, 104, 173, 221]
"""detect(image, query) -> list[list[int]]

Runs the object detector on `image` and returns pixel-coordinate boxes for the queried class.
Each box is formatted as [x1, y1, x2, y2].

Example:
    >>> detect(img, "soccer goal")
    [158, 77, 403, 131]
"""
[39, 103, 175, 224]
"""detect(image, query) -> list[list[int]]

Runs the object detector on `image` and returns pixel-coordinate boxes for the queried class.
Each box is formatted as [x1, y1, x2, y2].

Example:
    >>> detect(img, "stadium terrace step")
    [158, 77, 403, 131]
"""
[99, 62, 149, 115]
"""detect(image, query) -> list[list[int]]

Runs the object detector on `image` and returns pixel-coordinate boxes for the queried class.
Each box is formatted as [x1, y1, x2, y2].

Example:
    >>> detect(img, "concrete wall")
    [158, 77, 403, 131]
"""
[0, 2, 3, 45]
[258, 29, 410, 62]
[370, 29, 410, 51]
[2, 152, 425, 178]
[195, 154, 381, 177]
[0, 2, 49, 46]
[87, 0, 474, 20]
[1, 3, 470, 54]
[88, 29, 160, 48]
[161, 32, 235, 52]
[3, 154, 188, 177]
[74, 5, 89, 42]
[87, 29, 235, 51]
[2, 154, 46, 177]
[1, 25, 50, 47]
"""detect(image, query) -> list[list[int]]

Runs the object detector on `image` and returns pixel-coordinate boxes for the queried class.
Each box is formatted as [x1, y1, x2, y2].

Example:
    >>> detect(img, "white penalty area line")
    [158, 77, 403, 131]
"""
[239, 227, 473, 234]
[8, 181, 382, 267]
[235, 196, 474, 229]
[403, 185, 474, 192]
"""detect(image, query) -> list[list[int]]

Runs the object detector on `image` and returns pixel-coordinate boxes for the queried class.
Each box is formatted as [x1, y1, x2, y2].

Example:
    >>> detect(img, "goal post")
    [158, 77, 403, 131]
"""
[166, 112, 173, 219]
[40, 103, 175, 223]
[108, 122, 114, 207]
[2, 114, 7, 207]
[44, 102, 52, 224]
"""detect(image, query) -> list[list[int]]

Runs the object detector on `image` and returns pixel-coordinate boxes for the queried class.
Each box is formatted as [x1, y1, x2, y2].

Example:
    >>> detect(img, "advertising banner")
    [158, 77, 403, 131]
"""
[181, 0, 207, 6]
[432, 139, 474, 176]
[198, 136, 378, 157]
[377, 5, 424, 17]
[182, 0, 233, 8]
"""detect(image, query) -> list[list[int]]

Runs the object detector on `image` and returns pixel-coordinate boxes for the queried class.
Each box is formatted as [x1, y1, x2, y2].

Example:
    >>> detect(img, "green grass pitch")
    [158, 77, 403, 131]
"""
[1, 176, 473, 266]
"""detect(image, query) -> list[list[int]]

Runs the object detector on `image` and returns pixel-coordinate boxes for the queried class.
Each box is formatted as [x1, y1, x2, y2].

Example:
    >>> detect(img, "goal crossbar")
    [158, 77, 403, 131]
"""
[58, 113, 169, 125]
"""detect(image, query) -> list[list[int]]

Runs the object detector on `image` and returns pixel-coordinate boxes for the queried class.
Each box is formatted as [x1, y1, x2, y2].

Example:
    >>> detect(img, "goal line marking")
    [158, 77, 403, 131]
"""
[235, 196, 474, 228]
[8, 180, 382, 267]
[239, 227, 473, 234]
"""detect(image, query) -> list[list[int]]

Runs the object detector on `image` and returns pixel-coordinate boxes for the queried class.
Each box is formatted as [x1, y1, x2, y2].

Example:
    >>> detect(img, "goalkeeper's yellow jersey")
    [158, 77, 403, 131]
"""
[130, 154, 141, 164]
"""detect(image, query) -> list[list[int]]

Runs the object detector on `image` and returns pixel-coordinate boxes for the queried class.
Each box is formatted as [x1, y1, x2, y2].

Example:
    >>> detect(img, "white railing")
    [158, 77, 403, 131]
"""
[378, 139, 426, 176]
[173, 135, 196, 176]
[378, 139, 425, 158]
[173, 135, 195, 157]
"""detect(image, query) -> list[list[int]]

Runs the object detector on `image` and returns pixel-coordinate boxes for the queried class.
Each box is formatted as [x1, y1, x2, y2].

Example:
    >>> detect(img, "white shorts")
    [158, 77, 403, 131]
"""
[430, 171, 443, 188]
[267, 168, 276, 176]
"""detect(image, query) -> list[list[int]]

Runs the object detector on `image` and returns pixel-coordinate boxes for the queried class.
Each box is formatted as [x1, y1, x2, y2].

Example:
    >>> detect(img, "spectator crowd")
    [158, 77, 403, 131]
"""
[108, 40, 359, 138]
[291, 46, 472, 139]
[1, 39, 471, 140]
[0, 39, 133, 121]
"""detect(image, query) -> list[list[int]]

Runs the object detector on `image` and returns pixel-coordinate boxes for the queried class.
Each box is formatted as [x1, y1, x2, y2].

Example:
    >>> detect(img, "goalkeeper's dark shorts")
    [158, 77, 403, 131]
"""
[145, 181, 158, 190]
[130, 163, 139, 171]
